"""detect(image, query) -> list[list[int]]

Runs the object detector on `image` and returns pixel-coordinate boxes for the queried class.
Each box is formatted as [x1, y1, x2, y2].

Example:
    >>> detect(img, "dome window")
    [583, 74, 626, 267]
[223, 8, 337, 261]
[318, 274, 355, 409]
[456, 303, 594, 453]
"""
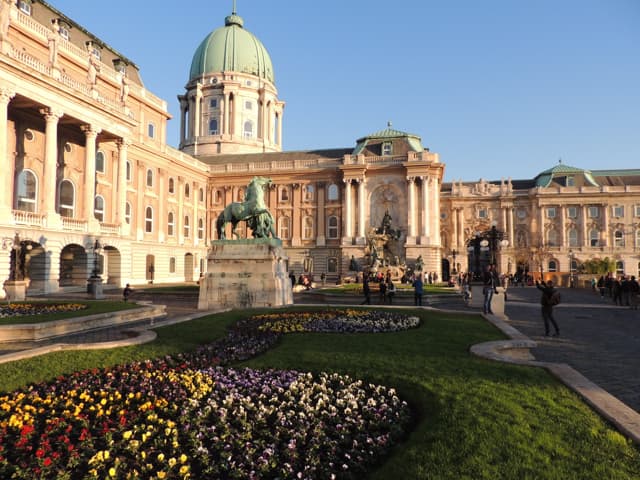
[209, 98, 218, 109]
[245, 101, 253, 110]
[209, 119, 218, 135]
[382, 142, 392, 156]
[18, 0, 32, 15]
[243, 121, 253, 139]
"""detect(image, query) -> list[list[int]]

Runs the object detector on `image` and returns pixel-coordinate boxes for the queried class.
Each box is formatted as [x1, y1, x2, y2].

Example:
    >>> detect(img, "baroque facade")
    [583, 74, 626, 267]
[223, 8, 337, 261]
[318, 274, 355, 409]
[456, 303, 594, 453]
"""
[0, 2, 639, 296]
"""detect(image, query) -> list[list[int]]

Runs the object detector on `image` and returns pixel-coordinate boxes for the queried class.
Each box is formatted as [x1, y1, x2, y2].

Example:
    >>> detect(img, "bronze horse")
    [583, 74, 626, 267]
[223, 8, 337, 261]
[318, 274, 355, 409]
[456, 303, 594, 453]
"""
[215, 176, 277, 240]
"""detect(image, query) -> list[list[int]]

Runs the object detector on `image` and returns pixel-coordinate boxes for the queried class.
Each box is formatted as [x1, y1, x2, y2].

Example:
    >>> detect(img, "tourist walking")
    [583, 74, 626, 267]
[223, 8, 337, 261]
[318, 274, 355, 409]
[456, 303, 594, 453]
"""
[413, 274, 424, 306]
[629, 276, 639, 310]
[123, 283, 133, 302]
[386, 278, 396, 304]
[482, 265, 498, 315]
[361, 276, 371, 305]
[535, 280, 560, 337]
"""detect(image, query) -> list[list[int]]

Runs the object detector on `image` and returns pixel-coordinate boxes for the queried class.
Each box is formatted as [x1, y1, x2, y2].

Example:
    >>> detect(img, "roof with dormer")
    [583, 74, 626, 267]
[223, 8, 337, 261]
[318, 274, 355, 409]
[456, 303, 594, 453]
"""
[353, 123, 424, 155]
[534, 162, 599, 187]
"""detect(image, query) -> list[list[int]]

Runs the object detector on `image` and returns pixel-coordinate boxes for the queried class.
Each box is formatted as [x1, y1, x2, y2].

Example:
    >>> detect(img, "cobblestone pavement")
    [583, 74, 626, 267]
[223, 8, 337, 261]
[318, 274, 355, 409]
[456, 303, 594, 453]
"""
[504, 286, 640, 413]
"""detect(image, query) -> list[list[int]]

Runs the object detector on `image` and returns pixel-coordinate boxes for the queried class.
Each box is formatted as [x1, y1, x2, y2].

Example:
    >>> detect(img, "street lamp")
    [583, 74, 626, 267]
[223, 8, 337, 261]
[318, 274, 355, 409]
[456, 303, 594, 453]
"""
[568, 249, 575, 288]
[91, 239, 102, 278]
[451, 249, 458, 275]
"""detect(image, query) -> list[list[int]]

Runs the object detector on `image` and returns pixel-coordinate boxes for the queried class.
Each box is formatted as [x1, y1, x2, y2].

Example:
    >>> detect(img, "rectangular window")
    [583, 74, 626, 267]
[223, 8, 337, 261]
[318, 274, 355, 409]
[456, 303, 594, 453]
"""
[546, 207, 556, 218]
[567, 206, 578, 219]
[382, 142, 392, 156]
[634, 205, 640, 217]
[327, 257, 338, 273]
[566, 176, 575, 187]
[210, 98, 218, 108]
[245, 101, 252, 110]
[612, 205, 624, 218]
[18, 1, 31, 15]
[59, 26, 70, 40]
[588, 206, 599, 218]
[169, 257, 176, 273]
[477, 208, 488, 219]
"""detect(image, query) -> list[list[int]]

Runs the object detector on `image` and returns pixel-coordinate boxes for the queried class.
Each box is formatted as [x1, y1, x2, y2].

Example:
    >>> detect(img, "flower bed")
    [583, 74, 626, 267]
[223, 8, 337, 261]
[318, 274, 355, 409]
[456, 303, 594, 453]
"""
[0, 309, 415, 479]
[252, 309, 420, 334]
[0, 303, 88, 319]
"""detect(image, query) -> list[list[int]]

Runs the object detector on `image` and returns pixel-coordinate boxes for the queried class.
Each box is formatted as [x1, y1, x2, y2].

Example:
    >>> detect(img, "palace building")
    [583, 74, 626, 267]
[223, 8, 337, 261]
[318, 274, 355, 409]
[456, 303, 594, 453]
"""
[0, 1, 639, 296]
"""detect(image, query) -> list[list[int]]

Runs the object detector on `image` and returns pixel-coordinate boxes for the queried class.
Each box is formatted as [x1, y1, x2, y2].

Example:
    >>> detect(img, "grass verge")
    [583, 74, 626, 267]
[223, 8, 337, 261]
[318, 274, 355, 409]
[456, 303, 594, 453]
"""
[0, 300, 140, 325]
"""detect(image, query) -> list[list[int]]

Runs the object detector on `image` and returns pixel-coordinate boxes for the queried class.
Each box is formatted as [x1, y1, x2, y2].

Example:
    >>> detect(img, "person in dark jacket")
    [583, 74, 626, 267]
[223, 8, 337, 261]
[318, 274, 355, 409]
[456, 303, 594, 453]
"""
[413, 274, 424, 306]
[536, 280, 560, 337]
[361, 276, 371, 305]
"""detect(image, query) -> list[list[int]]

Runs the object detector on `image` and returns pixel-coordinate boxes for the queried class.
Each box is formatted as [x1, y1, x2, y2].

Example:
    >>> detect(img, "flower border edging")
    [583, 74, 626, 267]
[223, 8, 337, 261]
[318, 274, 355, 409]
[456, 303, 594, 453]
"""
[471, 313, 640, 445]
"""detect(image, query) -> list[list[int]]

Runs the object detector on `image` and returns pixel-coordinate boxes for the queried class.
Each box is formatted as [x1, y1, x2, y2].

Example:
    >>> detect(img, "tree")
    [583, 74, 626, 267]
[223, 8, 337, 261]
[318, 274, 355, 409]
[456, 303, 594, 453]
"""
[581, 257, 616, 275]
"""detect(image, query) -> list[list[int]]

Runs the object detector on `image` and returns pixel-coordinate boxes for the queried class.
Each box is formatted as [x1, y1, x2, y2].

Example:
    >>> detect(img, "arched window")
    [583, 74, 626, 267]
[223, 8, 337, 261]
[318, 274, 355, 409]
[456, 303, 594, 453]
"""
[568, 228, 579, 247]
[198, 218, 204, 239]
[243, 120, 253, 139]
[209, 119, 218, 135]
[280, 187, 289, 202]
[96, 150, 105, 173]
[279, 216, 291, 239]
[125, 202, 131, 224]
[327, 257, 338, 273]
[213, 189, 222, 204]
[146, 168, 154, 187]
[184, 216, 190, 238]
[589, 228, 600, 247]
[303, 216, 314, 239]
[58, 179, 75, 218]
[327, 216, 339, 239]
[199, 188, 204, 203]
[168, 177, 175, 194]
[16, 169, 37, 212]
[548, 260, 557, 272]
[327, 184, 339, 201]
[303, 184, 315, 202]
[185, 183, 190, 198]
[614, 230, 625, 247]
[616, 261, 624, 275]
[126, 161, 132, 182]
[94, 195, 105, 222]
[167, 212, 175, 236]
[145, 206, 153, 233]
[547, 229, 559, 247]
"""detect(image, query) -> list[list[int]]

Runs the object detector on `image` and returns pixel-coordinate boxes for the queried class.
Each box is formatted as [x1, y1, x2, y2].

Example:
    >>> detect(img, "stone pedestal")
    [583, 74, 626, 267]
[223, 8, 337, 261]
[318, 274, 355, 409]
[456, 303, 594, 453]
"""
[471, 284, 505, 316]
[3, 280, 27, 301]
[87, 277, 104, 299]
[198, 238, 293, 310]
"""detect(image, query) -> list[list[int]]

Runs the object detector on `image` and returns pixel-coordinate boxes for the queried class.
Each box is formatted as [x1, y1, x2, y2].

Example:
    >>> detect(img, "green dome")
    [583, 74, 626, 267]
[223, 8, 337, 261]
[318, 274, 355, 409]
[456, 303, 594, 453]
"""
[189, 11, 275, 83]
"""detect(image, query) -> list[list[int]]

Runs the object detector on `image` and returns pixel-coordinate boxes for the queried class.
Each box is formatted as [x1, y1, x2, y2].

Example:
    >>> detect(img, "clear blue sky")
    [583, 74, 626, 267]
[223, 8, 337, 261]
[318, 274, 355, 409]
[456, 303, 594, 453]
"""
[51, 1, 639, 182]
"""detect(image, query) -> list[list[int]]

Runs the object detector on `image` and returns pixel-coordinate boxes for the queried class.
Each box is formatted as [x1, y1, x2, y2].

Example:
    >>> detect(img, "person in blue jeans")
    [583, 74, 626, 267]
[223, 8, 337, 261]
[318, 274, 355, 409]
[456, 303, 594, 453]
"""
[483, 265, 498, 314]
[413, 274, 424, 306]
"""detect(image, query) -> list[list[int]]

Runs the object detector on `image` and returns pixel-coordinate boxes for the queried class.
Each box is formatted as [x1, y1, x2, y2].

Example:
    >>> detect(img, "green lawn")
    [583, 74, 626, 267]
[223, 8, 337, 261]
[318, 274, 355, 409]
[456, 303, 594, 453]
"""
[0, 301, 140, 325]
[0, 307, 638, 478]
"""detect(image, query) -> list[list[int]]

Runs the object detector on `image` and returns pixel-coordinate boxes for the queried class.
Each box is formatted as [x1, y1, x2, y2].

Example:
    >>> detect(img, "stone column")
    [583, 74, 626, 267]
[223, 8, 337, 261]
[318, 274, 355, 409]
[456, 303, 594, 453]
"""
[178, 96, 188, 145]
[432, 177, 441, 246]
[158, 170, 166, 243]
[136, 164, 145, 240]
[602, 203, 609, 247]
[407, 177, 416, 239]
[81, 124, 100, 224]
[343, 179, 352, 240]
[41, 108, 64, 226]
[177, 177, 184, 244]
[316, 182, 326, 246]
[194, 84, 202, 138]
[458, 207, 465, 248]
[452, 207, 458, 248]
[277, 111, 283, 146]
[502, 207, 508, 234]
[422, 176, 430, 239]
[538, 205, 545, 245]
[116, 138, 130, 232]
[560, 206, 566, 246]
[0, 87, 15, 222]
[357, 178, 366, 240]
[508, 207, 514, 247]
[292, 183, 302, 246]
[222, 93, 229, 136]
[582, 205, 588, 246]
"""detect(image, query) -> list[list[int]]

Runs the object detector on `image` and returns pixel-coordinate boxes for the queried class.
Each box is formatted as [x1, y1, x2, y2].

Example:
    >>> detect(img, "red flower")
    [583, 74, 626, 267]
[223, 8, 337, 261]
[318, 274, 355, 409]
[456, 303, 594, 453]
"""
[36, 448, 45, 458]
[43, 457, 52, 467]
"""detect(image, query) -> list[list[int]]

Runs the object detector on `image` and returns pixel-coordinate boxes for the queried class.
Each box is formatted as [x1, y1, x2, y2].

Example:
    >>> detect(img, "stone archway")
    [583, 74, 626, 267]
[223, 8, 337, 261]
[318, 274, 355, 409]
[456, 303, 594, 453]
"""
[20, 241, 46, 294]
[184, 253, 194, 282]
[102, 246, 122, 286]
[59, 244, 89, 289]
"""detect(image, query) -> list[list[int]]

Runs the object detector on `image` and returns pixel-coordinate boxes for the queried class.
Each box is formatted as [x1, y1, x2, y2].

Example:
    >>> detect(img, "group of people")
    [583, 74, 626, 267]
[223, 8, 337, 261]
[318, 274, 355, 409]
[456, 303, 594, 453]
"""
[594, 274, 640, 309]
[361, 272, 425, 306]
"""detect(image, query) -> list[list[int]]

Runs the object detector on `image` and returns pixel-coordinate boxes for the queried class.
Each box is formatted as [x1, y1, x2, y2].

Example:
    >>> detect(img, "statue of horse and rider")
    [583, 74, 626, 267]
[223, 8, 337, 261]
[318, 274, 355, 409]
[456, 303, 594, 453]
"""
[216, 176, 278, 240]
